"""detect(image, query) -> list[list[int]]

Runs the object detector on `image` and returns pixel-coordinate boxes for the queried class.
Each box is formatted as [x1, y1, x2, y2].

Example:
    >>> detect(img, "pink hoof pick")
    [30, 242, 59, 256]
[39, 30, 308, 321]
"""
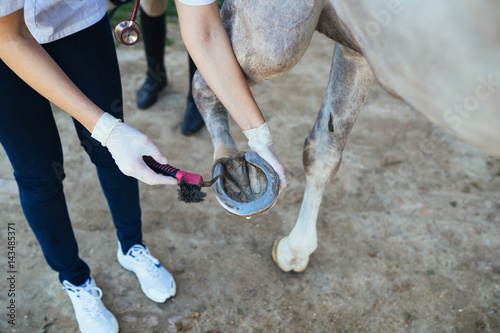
[143, 156, 216, 203]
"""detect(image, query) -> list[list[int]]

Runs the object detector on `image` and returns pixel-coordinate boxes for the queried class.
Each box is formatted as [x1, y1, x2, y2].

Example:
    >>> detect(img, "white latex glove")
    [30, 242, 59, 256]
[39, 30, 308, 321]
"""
[243, 122, 287, 193]
[91, 113, 177, 185]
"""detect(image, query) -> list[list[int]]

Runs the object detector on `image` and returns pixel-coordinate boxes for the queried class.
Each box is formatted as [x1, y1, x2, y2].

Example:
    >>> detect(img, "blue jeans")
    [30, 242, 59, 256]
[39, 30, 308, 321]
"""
[0, 15, 143, 285]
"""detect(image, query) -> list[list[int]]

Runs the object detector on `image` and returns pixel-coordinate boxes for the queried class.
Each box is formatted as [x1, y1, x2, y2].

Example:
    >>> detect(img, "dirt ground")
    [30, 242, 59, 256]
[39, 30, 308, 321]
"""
[1, 22, 500, 333]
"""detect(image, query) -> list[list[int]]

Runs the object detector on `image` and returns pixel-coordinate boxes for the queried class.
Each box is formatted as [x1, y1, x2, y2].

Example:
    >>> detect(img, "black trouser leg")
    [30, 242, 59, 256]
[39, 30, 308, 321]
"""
[182, 54, 205, 135]
[136, 10, 167, 109]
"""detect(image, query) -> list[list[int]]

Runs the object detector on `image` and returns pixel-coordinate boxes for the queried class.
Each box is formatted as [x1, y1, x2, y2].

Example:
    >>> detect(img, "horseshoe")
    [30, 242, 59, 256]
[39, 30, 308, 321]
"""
[212, 151, 279, 217]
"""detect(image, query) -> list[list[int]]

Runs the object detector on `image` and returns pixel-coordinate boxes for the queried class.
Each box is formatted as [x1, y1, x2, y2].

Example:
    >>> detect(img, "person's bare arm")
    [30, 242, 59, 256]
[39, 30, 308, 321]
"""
[175, 1, 287, 191]
[175, 1, 265, 131]
[0, 9, 103, 131]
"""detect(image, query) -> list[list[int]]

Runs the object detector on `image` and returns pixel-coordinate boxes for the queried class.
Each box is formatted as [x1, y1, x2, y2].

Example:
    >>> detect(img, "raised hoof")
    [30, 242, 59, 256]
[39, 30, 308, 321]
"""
[271, 236, 309, 273]
[212, 152, 279, 217]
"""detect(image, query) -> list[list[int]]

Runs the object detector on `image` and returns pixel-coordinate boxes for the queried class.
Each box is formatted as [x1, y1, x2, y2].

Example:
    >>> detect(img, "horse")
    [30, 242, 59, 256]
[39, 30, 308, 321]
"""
[191, 0, 500, 272]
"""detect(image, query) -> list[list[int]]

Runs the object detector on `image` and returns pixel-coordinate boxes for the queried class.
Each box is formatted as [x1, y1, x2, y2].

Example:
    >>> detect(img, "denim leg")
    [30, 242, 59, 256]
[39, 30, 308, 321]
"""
[0, 60, 90, 286]
[43, 16, 143, 253]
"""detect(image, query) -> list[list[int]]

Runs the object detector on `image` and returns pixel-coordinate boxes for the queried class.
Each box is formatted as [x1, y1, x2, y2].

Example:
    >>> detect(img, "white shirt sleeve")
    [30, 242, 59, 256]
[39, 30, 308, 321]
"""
[176, 0, 216, 5]
[0, 0, 24, 17]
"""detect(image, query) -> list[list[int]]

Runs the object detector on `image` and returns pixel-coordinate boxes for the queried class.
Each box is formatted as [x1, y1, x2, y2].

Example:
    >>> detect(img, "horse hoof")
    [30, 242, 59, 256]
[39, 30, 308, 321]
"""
[212, 151, 279, 217]
[271, 236, 309, 272]
[272, 236, 289, 271]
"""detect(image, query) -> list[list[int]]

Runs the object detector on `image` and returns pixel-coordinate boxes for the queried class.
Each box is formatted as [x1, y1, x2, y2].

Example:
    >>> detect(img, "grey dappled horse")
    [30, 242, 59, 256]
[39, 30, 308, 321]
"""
[192, 0, 500, 272]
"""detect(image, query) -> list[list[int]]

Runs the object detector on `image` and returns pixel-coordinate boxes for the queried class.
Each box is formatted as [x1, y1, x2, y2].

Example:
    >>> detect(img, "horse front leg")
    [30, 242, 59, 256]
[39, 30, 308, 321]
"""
[273, 44, 374, 272]
[192, 71, 238, 162]
[193, 71, 274, 206]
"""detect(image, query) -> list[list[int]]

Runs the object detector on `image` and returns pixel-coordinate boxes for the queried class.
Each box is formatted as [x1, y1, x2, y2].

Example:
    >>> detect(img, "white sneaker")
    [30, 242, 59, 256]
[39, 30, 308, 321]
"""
[62, 277, 119, 333]
[117, 242, 176, 303]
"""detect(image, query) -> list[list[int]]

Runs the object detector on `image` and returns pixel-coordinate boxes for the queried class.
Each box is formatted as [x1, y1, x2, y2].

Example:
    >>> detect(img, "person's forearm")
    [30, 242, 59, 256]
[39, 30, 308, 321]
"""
[0, 10, 103, 132]
[176, 1, 265, 131]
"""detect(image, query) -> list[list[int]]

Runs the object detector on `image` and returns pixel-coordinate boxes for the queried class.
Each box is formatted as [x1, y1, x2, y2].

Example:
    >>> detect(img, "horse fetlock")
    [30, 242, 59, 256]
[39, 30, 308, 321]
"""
[213, 143, 238, 162]
[288, 232, 318, 258]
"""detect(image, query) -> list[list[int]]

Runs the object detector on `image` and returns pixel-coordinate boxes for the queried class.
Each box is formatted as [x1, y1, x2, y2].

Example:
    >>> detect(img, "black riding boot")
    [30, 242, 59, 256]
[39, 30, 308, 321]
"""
[136, 10, 167, 109]
[182, 55, 205, 135]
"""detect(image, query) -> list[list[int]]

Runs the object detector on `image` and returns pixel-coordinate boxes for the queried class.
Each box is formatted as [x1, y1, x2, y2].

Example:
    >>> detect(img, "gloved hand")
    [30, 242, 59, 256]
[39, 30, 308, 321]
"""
[91, 113, 177, 185]
[243, 122, 287, 193]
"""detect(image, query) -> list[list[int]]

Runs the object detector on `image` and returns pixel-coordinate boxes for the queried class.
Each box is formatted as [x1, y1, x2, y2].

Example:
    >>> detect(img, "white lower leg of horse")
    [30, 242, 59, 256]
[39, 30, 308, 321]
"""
[274, 174, 329, 272]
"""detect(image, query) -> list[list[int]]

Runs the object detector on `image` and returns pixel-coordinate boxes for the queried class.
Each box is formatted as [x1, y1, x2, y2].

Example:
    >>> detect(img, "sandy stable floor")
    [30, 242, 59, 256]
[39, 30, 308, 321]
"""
[1, 22, 499, 333]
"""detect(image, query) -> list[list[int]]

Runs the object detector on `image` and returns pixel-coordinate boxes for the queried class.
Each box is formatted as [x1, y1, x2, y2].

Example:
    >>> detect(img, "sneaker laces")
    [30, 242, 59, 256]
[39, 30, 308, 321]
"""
[127, 245, 161, 279]
[62, 281, 104, 319]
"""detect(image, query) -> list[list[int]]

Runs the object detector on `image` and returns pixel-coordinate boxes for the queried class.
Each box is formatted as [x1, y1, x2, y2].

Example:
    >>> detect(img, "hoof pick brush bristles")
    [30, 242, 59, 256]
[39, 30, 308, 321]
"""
[143, 156, 207, 203]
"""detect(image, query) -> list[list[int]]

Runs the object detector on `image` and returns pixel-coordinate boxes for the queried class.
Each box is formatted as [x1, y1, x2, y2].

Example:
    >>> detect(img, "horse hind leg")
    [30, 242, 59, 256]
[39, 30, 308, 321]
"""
[272, 44, 374, 272]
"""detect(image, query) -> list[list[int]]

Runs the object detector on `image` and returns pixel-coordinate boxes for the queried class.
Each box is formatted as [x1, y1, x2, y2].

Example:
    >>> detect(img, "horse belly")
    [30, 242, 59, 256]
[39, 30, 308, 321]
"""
[335, 0, 500, 156]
